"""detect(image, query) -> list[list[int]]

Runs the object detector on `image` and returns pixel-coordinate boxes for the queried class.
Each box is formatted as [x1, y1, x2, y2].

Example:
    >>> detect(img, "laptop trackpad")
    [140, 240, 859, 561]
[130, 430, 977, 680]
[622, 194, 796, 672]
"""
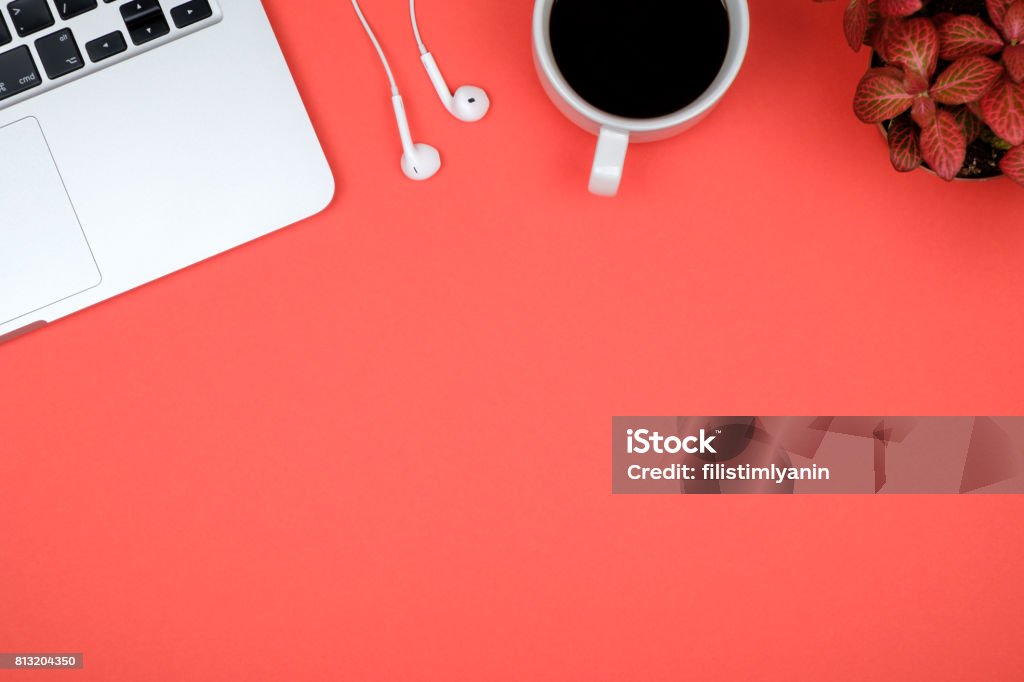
[1, 117, 101, 326]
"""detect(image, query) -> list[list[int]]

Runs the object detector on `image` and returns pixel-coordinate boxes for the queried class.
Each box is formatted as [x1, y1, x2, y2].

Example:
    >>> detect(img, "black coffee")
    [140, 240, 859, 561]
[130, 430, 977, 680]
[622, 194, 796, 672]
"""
[550, 0, 730, 119]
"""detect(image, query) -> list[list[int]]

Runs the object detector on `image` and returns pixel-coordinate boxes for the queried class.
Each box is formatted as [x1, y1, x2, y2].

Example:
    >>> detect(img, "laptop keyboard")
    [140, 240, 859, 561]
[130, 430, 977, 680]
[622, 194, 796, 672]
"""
[0, 0, 220, 110]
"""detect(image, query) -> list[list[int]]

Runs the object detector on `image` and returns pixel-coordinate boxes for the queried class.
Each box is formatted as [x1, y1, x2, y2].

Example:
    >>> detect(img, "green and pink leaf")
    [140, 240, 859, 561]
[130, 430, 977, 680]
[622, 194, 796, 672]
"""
[1000, 144, 1024, 185]
[930, 56, 1004, 104]
[887, 18, 940, 79]
[844, 0, 871, 51]
[903, 68, 931, 94]
[981, 77, 1024, 145]
[952, 105, 985, 143]
[912, 96, 938, 126]
[919, 109, 968, 180]
[879, 0, 923, 17]
[988, 0, 1016, 38]
[1002, 1, 1024, 42]
[937, 15, 1005, 59]
[888, 116, 923, 171]
[854, 71, 915, 122]
[1005, 44, 1024, 83]
[869, 16, 905, 61]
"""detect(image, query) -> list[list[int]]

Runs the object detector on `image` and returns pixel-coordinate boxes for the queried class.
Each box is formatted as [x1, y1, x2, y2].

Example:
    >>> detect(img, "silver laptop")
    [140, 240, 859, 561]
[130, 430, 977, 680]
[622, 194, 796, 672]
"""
[0, 0, 334, 342]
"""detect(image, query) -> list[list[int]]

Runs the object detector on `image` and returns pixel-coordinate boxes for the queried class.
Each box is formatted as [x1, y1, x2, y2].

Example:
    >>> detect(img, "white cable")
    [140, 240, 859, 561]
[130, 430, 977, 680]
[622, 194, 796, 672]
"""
[410, 0, 428, 55]
[351, 0, 400, 96]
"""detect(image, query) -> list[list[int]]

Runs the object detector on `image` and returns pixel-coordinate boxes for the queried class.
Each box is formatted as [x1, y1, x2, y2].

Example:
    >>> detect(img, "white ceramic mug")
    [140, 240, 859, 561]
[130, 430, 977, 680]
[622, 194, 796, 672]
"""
[532, 0, 750, 196]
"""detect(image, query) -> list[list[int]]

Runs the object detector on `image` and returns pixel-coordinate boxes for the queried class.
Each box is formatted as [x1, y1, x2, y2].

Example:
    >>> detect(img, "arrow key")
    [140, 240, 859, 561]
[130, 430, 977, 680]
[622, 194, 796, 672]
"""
[85, 31, 127, 63]
[35, 28, 84, 80]
[171, 0, 211, 29]
[122, 0, 170, 46]
[128, 16, 169, 45]
[120, 0, 162, 25]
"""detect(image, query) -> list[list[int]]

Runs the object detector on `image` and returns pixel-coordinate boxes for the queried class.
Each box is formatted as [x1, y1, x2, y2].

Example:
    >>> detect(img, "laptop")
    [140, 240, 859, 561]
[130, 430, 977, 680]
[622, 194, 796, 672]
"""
[0, 0, 334, 343]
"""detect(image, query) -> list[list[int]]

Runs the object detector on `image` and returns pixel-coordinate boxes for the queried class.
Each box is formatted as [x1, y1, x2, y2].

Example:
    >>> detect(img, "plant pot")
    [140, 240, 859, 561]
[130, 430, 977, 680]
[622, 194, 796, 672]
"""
[869, 52, 1007, 182]
[866, 0, 1011, 182]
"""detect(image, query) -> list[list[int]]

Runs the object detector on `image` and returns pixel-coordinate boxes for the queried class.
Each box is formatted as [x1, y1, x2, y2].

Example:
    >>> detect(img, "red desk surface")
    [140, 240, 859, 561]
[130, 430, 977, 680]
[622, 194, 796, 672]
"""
[3, 0, 1023, 679]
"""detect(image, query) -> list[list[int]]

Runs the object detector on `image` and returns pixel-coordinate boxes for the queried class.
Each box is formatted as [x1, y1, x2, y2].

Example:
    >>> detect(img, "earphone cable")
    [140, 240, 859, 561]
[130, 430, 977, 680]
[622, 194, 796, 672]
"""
[351, 0, 400, 96]
[410, 0, 428, 55]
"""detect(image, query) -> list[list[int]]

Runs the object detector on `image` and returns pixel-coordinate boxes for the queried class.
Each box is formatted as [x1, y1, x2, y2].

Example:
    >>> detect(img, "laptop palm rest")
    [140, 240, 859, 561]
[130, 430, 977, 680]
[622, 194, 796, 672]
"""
[0, 117, 101, 326]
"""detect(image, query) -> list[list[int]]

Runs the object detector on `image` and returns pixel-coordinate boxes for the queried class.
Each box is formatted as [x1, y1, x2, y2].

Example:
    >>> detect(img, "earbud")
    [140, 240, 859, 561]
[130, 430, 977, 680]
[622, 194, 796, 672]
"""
[420, 53, 491, 123]
[393, 94, 442, 181]
[410, 0, 491, 122]
[352, 0, 441, 181]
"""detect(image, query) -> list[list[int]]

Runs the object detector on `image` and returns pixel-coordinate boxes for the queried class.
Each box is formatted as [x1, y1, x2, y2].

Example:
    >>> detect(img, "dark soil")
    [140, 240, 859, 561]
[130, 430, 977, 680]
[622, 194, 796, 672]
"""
[959, 137, 1007, 178]
[918, 0, 988, 18]
[873, 0, 1005, 179]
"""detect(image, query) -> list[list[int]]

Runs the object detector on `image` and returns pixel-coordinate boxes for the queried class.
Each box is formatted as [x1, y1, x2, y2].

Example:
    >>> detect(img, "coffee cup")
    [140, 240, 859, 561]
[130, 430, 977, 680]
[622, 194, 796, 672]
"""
[532, 0, 750, 196]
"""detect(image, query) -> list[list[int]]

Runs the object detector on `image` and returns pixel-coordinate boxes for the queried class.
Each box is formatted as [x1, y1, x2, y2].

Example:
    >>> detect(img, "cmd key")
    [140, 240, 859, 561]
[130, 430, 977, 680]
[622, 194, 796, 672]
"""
[0, 45, 42, 101]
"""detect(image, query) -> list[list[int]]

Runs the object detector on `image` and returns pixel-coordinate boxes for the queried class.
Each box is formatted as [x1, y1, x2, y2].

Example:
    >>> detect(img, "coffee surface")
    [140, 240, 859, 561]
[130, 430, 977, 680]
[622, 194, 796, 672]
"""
[550, 0, 730, 119]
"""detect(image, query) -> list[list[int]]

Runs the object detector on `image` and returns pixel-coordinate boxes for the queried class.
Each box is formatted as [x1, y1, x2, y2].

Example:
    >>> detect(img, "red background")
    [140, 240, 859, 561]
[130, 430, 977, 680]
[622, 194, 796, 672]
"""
[3, 0, 1024, 679]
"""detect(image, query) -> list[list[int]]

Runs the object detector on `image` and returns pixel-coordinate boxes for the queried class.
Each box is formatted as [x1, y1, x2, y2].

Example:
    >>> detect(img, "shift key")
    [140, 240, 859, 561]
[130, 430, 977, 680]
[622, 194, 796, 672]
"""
[0, 46, 42, 101]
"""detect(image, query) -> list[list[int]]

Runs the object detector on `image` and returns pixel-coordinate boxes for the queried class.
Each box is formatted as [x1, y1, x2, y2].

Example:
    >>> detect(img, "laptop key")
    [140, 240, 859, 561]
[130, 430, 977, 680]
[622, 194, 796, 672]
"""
[121, 0, 170, 46]
[55, 0, 97, 20]
[0, 0, 220, 113]
[85, 31, 127, 63]
[127, 16, 169, 45]
[170, 0, 211, 29]
[35, 28, 84, 80]
[120, 0, 162, 25]
[0, 45, 41, 101]
[7, 0, 54, 38]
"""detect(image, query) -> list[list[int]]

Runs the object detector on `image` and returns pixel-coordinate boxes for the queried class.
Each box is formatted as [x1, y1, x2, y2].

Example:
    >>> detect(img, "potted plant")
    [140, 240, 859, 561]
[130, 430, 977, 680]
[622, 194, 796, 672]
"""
[816, 0, 1024, 185]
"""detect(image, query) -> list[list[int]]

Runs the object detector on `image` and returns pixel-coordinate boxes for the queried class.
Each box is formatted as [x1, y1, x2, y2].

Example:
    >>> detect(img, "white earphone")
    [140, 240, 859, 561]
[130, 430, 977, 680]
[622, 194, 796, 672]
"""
[351, 0, 441, 181]
[410, 0, 491, 123]
[351, 0, 491, 181]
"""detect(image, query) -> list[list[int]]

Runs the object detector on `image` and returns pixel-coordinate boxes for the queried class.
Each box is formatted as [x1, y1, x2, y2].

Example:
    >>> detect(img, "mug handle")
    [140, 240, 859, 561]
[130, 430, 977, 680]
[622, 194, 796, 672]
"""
[589, 127, 630, 197]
